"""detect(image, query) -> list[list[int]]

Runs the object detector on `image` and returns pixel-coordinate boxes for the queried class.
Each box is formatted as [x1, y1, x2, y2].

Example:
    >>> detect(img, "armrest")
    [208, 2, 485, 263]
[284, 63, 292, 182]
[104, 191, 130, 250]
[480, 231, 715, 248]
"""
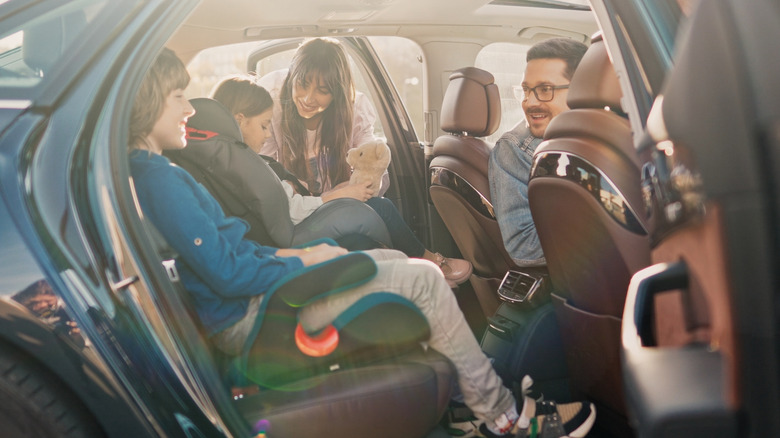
[292, 237, 339, 248]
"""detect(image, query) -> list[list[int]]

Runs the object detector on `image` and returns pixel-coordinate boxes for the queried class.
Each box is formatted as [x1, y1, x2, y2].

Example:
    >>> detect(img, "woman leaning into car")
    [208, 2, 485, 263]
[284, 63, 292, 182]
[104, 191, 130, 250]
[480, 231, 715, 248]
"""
[257, 37, 472, 287]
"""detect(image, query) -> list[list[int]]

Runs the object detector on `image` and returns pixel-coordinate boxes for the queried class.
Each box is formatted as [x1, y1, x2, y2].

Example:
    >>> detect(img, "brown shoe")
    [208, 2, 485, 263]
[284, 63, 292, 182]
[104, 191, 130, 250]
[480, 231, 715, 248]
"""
[432, 252, 473, 287]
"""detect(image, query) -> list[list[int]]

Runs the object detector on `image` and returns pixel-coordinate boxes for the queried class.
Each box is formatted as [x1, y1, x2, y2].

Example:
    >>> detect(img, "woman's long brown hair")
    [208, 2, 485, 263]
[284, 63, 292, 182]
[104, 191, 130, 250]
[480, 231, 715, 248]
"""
[277, 38, 354, 193]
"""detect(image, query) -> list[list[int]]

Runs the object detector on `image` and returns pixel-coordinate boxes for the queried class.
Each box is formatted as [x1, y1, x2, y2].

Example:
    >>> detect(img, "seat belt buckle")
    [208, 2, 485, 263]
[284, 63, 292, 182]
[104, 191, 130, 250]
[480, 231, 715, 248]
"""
[162, 259, 180, 283]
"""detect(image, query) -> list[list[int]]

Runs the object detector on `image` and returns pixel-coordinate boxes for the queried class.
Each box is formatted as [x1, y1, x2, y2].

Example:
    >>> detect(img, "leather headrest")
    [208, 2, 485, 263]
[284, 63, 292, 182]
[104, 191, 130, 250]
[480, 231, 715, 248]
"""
[567, 34, 623, 112]
[22, 11, 86, 75]
[186, 98, 243, 142]
[440, 67, 501, 137]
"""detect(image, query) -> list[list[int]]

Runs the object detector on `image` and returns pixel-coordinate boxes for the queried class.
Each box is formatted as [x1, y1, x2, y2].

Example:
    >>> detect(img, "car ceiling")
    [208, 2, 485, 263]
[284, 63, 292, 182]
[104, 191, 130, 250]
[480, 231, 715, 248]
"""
[169, 0, 598, 62]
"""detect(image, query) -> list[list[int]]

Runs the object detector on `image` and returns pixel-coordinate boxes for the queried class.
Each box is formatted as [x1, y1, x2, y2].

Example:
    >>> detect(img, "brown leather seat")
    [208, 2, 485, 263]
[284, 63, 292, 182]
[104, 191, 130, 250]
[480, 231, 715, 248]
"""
[528, 34, 651, 425]
[429, 67, 517, 317]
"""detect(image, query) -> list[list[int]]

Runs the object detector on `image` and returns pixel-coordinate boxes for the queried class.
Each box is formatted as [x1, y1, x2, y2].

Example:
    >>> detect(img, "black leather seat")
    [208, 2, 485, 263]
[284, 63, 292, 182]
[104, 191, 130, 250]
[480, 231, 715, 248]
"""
[528, 34, 651, 422]
[429, 67, 519, 317]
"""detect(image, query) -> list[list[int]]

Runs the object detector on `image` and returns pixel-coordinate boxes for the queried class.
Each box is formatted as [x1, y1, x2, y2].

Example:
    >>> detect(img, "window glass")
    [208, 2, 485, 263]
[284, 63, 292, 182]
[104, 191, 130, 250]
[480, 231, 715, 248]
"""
[186, 41, 258, 97]
[188, 39, 424, 140]
[0, 0, 106, 88]
[368, 36, 424, 136]
[475, 42, 531, 144]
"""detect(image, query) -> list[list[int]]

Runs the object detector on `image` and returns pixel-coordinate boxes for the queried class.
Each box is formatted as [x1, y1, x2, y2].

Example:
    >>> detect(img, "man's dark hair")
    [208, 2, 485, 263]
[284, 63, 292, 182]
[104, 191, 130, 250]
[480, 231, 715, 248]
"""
[527, 38, 589, 80]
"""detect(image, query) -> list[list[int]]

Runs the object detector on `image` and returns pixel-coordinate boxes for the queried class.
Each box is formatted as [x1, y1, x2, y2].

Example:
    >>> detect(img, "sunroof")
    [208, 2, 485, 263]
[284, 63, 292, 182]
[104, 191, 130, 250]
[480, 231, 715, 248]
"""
[489, 0, 591, 11]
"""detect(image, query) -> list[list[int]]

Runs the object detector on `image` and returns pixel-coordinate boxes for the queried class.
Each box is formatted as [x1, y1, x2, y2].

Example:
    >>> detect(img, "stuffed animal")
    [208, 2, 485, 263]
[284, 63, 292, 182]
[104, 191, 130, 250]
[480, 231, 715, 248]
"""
[346, 139, 391, 194]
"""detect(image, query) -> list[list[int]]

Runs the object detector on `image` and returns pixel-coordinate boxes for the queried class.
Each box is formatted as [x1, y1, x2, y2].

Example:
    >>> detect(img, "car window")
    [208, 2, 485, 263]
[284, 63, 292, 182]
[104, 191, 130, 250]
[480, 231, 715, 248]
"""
[0, 0, 107, 89]
[368, 36, 424, 137]
[475, 42, 531, 144]
[187, 37, 423, 141]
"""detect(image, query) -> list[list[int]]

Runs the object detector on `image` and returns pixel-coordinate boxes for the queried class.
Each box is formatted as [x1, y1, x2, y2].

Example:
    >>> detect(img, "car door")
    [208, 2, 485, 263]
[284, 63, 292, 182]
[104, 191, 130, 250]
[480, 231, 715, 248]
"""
[593, 0, 780, 436]
[0, 0, 246, 436]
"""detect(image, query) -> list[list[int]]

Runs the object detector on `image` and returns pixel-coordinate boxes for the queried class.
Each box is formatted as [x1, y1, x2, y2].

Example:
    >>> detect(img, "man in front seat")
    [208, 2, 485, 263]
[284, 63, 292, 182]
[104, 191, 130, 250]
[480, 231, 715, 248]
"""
[489, 38, 588, 266]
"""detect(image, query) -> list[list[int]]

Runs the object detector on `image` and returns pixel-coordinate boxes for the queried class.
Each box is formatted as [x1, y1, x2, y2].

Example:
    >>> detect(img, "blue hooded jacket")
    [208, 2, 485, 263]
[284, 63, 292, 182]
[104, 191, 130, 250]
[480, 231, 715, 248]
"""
[129, 150, 304, 335]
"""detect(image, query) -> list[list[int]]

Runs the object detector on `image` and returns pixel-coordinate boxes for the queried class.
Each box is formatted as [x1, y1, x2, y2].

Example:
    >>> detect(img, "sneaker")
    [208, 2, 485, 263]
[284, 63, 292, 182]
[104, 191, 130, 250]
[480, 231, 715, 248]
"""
[432, 252, 473, 287]
[442, 399, 483, 437]
[478, 376, 596, 438]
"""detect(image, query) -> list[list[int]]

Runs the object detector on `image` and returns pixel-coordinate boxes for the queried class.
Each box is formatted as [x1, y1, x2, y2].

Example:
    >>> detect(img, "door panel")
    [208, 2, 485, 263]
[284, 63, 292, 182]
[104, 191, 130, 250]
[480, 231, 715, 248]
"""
[620, 0, 780, 436]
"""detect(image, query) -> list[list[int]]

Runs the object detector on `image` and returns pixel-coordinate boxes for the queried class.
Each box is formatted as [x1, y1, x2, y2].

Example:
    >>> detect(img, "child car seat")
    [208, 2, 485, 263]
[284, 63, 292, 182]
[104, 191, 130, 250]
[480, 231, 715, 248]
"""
[165, 98, 392, 250]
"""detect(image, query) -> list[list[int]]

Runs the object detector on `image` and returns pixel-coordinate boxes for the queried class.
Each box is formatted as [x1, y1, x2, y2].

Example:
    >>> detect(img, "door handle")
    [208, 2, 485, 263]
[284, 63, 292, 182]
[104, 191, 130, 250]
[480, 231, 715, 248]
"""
[623, 261, 688, 349]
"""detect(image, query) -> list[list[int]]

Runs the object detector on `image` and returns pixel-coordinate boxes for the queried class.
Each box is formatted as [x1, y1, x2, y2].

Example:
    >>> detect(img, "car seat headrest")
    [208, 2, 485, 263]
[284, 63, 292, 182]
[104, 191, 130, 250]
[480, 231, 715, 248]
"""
[440, 67, 501, 137]
[567, 33, 623, 112]
[22, 10, 87, 76]
[186, 98, 243, 142]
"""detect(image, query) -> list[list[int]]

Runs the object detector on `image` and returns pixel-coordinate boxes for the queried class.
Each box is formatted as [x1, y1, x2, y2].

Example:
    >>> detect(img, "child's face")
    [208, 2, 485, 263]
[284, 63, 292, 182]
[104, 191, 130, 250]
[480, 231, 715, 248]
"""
[239, 108, 273, 154]
[147, 88, 195, 153]
[292, 73, 333, 121]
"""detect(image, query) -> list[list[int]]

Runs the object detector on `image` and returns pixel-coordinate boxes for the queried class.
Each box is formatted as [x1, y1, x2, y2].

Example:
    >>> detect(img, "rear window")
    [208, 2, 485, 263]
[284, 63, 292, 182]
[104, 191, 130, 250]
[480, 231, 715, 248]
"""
[475, 42, 531, 144]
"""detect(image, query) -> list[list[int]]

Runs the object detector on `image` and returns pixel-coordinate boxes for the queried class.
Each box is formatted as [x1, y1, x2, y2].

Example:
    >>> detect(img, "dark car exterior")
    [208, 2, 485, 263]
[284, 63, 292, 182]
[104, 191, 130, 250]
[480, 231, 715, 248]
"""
[0, 1, 240, 436]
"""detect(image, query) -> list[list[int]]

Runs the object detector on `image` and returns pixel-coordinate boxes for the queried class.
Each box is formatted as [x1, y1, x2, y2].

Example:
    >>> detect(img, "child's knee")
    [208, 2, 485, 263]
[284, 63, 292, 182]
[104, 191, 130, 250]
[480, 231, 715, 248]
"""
[365, 248, 407, 261]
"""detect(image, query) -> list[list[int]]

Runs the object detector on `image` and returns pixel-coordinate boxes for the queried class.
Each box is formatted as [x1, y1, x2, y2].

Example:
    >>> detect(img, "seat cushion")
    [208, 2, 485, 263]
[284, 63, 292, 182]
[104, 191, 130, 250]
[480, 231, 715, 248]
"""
[234, 349, 454, 438]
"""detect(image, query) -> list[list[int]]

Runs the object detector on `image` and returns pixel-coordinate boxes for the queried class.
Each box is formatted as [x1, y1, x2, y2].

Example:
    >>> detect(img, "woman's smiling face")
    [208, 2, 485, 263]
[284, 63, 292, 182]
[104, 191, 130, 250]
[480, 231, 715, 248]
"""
[292, 72, 333, 124]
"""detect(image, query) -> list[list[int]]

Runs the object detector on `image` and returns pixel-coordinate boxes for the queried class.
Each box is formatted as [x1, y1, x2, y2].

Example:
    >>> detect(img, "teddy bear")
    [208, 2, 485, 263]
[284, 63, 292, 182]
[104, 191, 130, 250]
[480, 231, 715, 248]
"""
[346, 139, 391, 195]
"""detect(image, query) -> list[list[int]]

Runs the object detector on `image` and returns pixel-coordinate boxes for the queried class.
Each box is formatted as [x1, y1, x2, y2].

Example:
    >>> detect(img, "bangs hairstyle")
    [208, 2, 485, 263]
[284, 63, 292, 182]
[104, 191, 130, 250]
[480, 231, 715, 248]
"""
[278, 37, 355, 192]
[211, 75, 273, 117]
[130, 48, 190, 147]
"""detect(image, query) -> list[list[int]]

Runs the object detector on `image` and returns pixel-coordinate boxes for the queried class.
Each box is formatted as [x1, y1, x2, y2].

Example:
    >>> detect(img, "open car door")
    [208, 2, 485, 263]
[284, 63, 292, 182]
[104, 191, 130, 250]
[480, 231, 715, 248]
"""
[606, 0, 780, 436]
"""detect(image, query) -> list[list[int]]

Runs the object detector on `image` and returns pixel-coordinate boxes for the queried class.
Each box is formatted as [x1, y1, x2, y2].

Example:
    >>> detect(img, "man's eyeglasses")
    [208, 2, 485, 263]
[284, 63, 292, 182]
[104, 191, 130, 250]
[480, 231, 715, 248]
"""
[512, 84, 570, 102]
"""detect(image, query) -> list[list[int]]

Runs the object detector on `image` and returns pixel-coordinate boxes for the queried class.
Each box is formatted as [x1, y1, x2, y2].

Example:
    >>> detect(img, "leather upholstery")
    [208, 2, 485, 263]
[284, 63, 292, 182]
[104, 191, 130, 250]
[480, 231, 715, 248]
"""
[429, 67, 513, 317]
[236, 349, 454, 438]
[439, 67, 501, 136]
[528, 34, 651, 418]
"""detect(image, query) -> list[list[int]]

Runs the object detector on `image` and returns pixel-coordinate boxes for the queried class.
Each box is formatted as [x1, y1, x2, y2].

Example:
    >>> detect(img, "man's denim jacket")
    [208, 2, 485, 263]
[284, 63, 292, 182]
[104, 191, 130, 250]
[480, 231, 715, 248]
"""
[488, 120, 546, 266]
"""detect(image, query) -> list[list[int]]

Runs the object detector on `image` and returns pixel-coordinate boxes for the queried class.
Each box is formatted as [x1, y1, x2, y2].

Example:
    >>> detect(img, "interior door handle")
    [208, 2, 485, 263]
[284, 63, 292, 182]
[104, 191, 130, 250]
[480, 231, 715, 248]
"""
[623, 261, 688, 348]
[621, 261, 738, 438]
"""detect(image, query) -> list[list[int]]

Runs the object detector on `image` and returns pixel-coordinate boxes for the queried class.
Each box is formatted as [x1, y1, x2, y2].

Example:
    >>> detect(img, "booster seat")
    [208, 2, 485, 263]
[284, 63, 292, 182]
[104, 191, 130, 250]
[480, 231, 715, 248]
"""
[143, 217, 455, 437]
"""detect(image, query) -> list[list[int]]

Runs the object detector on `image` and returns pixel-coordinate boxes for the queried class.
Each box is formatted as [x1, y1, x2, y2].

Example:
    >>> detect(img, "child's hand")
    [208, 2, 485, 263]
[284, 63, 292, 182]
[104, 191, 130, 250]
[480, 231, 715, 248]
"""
[322, 180, 374, 203]
[275, 244, 348, 266]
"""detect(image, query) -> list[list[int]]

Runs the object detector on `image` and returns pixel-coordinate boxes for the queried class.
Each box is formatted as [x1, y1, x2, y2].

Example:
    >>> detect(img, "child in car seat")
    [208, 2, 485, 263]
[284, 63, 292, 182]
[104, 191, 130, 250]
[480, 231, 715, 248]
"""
[128, 47, 595, 438]
[212, 74, 472, 287]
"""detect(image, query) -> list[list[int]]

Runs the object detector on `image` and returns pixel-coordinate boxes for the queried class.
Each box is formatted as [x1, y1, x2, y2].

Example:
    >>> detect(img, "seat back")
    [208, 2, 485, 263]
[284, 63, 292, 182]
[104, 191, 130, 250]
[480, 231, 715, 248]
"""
[528, 34, 651, 420]
[429, 67, 513, 316]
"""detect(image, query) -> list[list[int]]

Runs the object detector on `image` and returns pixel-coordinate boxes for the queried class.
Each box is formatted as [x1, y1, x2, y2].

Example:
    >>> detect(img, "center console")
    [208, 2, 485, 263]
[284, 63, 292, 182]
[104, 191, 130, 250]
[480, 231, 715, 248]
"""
[479, 268, 571, 401]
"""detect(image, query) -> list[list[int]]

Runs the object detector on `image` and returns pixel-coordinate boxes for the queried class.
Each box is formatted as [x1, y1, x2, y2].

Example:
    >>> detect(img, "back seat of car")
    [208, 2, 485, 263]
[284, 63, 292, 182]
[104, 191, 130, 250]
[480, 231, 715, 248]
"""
[141, 220, 456, 437]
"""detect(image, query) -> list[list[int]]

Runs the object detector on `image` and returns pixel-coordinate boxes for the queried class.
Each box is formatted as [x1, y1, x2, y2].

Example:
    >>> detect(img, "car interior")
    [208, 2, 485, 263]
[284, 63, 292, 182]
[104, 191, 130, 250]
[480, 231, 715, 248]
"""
[429, 65, 523, 319]
[528, 32, 650, 436]
[156, 3, 639, 437]
[5, 0, 779, 437]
